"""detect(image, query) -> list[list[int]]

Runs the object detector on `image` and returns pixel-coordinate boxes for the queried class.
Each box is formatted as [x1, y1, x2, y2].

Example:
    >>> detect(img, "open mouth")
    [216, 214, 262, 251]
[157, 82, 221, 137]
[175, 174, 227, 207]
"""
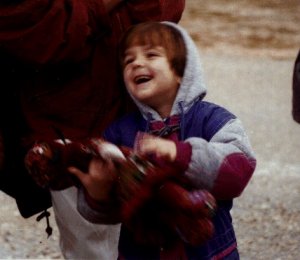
[134, 75, 152, 84]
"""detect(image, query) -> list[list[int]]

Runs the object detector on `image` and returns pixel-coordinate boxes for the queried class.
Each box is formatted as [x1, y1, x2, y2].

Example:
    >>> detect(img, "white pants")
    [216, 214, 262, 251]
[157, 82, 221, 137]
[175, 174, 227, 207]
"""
[51, 187, 120, 259]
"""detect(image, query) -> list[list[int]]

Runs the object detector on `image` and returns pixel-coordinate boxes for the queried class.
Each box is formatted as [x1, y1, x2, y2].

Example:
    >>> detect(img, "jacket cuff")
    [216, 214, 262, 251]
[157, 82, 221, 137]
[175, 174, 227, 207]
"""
[84, 188, 116, 212]
[173, 141, 192, 171]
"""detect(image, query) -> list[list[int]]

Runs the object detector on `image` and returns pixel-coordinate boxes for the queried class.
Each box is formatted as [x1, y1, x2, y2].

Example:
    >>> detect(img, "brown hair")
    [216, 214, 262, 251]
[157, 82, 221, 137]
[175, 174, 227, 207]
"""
[119, 22, 186, 77]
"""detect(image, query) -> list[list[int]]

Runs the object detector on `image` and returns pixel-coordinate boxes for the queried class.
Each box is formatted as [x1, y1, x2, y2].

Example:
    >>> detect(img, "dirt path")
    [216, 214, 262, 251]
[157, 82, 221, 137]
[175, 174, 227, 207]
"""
[180, 0, 300, 59]
[183, 2, 300, 258]
[201, 52, 300, 259]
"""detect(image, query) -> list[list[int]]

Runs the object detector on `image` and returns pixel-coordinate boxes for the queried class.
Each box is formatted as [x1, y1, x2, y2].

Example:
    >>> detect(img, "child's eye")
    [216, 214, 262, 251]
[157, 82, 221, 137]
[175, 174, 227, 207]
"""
[124, 57, 134, 65]
[146, 52, 159, 58]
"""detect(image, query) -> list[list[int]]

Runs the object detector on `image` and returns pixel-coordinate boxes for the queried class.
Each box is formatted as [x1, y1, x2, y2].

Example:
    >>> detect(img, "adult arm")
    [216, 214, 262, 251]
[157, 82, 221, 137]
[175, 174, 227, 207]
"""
[125, 0, 185, 23]
[0, 0, 185, 64]
[0, 0, 122, 64]
[0, 0, 110, 63]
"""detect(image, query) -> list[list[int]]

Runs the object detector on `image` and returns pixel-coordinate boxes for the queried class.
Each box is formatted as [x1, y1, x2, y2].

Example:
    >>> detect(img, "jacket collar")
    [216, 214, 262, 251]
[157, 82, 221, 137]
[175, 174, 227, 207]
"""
[149, 115, 180, 137]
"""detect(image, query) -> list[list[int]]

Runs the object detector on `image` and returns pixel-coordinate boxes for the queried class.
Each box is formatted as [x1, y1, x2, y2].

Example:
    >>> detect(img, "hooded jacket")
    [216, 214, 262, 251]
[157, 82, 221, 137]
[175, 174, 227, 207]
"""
[78, 22, 256, 259]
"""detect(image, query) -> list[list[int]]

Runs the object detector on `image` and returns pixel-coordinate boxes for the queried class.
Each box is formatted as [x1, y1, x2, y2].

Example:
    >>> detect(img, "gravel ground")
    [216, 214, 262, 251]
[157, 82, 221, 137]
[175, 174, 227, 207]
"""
[1, 1, 300, 259]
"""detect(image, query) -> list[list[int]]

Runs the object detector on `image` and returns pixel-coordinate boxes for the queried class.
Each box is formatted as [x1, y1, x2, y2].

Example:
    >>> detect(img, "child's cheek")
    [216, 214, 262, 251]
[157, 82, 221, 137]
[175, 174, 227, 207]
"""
[123, 68, 131, 84]
[123, 69, 129, 85]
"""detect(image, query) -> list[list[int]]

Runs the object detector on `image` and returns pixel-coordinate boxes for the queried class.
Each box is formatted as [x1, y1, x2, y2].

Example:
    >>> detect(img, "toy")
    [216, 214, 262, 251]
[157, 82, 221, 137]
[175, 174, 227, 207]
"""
[25, 138, 217, 246]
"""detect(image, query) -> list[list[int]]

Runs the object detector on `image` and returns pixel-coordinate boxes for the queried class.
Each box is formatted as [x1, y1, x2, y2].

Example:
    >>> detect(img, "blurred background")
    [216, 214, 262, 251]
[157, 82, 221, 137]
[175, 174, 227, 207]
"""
[0, 0, 300, 259]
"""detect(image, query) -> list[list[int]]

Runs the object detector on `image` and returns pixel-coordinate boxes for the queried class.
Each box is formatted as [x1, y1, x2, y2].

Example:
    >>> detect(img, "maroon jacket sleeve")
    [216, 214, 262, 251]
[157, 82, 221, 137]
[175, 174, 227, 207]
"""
[0, 0, 185, 64]
[292, 50, 300, 123]
[0, 0, 109, 64]
[126, 0, 185, 23]
[173, 141, 192, 171]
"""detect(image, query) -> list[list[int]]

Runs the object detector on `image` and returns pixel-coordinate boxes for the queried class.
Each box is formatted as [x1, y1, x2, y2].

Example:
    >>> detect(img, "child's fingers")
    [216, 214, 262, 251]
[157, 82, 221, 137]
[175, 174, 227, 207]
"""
[139, 137, 158, 152]
[68, 166, 87, 182]
[134, 132, 155, 153]
[139, 138, 177, 161]
[68, 159, 117, 201]
[89, 158, 117, 180]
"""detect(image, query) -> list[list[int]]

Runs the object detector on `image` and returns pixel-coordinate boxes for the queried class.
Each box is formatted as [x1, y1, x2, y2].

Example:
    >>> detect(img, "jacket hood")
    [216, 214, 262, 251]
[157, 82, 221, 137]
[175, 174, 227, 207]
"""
[128, 22, 207, 121]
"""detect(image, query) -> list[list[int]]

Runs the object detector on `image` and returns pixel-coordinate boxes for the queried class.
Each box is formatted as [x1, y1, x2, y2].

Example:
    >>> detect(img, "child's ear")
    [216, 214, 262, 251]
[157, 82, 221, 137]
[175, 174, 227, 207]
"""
[176, 76, 182, 85]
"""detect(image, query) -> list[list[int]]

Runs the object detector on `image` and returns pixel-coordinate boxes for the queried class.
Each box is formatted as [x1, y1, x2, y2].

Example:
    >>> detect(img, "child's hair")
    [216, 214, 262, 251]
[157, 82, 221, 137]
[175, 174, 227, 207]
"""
[119, 22, 186, 77]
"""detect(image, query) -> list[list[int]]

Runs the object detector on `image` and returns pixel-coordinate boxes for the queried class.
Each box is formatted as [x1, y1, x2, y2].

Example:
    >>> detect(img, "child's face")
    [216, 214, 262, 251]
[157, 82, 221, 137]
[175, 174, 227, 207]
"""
[123, 44, 181, 118]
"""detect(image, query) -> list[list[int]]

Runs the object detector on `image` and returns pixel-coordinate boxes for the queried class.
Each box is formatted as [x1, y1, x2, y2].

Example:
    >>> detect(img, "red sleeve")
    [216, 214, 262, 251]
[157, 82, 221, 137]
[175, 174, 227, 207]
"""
[0, 0, 185, 64]
[126, 0, 185, 23]
[173, 141, 192, 171]
[211, 154, 256, 200]
[0, 0, 110, 64]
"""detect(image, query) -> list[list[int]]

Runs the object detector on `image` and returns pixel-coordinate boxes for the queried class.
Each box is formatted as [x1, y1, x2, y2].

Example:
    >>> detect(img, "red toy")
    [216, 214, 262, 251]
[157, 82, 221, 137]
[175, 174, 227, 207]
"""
[25, 138, 217, 246]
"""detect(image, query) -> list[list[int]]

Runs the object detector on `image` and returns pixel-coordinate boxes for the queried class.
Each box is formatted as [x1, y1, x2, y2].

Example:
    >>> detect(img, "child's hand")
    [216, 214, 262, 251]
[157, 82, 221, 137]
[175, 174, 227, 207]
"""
[68, 158, 117, 201]
[136, 133, 177, 162]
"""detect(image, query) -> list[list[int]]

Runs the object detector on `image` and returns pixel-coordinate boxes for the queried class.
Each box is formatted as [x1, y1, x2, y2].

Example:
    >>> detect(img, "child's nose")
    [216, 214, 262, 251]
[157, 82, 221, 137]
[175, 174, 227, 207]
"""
[132, 55, 146, 67]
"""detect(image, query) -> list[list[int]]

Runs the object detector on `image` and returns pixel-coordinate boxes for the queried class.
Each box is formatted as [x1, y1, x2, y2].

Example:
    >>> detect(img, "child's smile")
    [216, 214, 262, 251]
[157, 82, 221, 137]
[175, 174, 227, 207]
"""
[134, 74, 152, 85]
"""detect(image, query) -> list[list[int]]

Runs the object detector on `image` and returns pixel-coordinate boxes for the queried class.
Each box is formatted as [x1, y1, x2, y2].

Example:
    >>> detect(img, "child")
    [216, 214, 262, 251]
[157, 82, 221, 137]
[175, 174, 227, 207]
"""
[70, 22, 256, 259]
